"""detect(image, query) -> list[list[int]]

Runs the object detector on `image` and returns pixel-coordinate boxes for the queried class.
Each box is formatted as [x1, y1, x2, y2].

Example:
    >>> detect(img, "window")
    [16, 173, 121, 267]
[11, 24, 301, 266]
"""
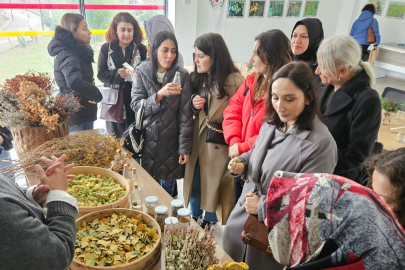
[0, 0, 166, 84]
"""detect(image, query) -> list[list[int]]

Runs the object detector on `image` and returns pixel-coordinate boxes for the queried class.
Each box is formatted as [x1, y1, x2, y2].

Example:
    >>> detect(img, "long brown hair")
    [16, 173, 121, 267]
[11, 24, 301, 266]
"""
[105, 12, 143, 45]
[253, 29, 291, 101]
[365, 148, 405, 228]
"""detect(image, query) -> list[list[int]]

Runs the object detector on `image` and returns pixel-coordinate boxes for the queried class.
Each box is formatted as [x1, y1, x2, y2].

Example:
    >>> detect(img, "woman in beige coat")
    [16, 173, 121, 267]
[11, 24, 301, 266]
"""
[183, 33, 244, 228]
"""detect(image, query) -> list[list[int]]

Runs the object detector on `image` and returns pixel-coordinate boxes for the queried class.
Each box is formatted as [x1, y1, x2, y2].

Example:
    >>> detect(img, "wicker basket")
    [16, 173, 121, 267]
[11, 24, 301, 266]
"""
[11, 119, 69, 154]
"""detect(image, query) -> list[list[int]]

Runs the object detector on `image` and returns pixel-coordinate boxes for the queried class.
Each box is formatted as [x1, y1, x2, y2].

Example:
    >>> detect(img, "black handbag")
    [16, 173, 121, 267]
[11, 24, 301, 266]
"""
[122, 99, 145, 159]
[203, 91, 227, 145]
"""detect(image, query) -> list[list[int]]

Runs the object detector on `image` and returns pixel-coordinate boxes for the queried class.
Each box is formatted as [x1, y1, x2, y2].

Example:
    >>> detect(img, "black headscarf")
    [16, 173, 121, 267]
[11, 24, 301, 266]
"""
[291, 18, 324, 63]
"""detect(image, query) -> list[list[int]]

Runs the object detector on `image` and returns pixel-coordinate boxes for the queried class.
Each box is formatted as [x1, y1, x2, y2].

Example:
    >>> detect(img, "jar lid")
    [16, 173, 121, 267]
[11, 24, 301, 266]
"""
[171, 199, 183, 208]
[165, 216, 179, 225]
[145, 196, 158, 203]
[177, 208, 190, 217]
[155, 205, 168, 214]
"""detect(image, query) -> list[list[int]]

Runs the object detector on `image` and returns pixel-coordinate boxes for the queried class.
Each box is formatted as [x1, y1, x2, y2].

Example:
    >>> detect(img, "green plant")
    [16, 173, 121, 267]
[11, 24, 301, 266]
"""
[380, 96, 405, 113]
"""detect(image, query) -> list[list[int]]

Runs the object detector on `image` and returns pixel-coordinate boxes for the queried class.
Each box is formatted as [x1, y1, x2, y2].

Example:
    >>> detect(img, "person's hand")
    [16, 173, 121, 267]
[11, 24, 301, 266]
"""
[228, 157, 244, 175]
[192, 95, 206, 110]
[245, 193, 260, 215]
[179, 155, 189, 165]
[128, 69, 135, 78]
[35, 154, 75, 191]
[0, 135, 3, 145]
[88, 100, 96, 104]
[40, 154, 75, 178]
[32, 184, 50, 206]
[118, 68, 127, 79]
[229, 143, 239, 158]
[156, 83, 182, 102]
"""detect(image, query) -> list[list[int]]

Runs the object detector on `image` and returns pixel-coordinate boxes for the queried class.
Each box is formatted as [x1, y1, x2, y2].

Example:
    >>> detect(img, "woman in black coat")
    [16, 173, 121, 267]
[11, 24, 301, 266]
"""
[97, 12, 147, 137]
[315, 35, 381, 183]
[48, 13, 102, 132]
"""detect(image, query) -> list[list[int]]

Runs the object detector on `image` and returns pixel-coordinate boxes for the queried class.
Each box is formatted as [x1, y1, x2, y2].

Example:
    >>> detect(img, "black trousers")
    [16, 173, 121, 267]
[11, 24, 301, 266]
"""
[361, 45, 370, 61]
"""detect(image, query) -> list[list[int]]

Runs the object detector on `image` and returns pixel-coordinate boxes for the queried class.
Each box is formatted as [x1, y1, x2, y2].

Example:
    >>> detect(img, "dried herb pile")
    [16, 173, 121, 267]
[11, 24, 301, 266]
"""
[0, 132, 131, 181]
[164, 225, 219, 270]
[207, 262, 249, 270]
[68, 174, 126, 207]
[75, 213, 159, 266]
[0, 71, 81, 132]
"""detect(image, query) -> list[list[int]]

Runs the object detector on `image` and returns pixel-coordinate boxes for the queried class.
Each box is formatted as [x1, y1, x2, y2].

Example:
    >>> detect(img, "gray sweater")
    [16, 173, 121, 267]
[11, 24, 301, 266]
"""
[0, 175, 77, 270]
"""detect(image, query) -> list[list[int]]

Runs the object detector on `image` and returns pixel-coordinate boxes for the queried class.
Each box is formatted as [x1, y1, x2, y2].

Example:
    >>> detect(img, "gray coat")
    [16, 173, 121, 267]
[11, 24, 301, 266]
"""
[130, 61, 193, 180]
[223, 117, 337, 269]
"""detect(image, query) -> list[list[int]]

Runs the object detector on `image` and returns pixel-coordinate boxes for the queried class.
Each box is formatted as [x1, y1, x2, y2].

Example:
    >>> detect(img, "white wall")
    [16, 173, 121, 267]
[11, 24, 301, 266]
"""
[172, 0, 405, 66]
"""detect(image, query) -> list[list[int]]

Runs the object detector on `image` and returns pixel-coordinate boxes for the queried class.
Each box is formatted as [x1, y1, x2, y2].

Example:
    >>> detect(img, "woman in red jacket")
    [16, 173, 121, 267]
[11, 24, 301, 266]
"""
[223, 29, 291, 203]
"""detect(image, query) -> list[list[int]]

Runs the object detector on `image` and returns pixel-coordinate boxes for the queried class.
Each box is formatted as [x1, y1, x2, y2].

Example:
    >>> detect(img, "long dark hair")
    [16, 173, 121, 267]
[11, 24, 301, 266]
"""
[266, 62, 323, 130]
[192, 33, 238, 98]
[365, 148, 405, 228]
[151, 31, 179, 84]
[105, 12, 143, 45]
[254, 30, 291, 101]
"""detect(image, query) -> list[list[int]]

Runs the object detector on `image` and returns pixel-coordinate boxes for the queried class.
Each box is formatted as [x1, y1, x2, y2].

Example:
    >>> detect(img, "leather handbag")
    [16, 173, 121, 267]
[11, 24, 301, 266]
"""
[367, 18, 376, 44]
[122, 99, 145, 159]
[241, 214, 273, 257]
[99, 86, 124, 123]
[203, 91, 227, 145]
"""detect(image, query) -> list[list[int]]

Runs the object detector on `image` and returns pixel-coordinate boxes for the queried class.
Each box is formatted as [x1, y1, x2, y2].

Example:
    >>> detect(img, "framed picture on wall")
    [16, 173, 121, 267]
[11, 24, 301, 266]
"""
[268, 1, 285, 17]
[386, 1, 405, 18]
[228, 0, 246, 17]
[286, 1, 303, 17]
[368, 0, 386, 15]
[303, 1, 319, 17]
[249, 0, 266, 17]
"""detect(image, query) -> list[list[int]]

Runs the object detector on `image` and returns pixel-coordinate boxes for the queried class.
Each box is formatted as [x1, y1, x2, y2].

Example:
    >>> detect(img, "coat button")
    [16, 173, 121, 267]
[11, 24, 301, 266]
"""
[246, 179, 249, 183]
[239, 202, 242, 206]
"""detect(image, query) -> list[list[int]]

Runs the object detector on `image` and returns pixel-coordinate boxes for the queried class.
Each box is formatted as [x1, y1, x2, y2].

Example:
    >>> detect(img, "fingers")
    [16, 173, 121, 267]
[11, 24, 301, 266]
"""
[64, 162, 75, 172]
[45, 162, 62, 176]
[245, 193, 255, 197]
[88, 100, 96, 104]
[34, 164, 49, 186]
[40, 156, 55, 166]
[67, 174, 76, 179]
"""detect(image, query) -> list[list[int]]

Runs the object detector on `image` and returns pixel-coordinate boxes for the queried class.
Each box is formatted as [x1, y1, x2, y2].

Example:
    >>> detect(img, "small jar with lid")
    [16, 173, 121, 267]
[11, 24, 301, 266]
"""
[155, 205, 168, 231]
[177, 208, 191, 228]
[164, 216, 178, 238]
[145, 196, 158, 216]
[170, 199, 183, 218]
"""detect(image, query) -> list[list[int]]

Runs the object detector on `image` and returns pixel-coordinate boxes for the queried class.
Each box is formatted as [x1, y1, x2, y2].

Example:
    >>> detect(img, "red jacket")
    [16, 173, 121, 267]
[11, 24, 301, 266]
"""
[223, 73, 266, 154]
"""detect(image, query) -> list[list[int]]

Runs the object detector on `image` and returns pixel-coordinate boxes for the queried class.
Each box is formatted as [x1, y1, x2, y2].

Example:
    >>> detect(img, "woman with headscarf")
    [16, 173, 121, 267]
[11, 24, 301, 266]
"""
[291, 18, 324, 87]
[144, 15, 184, 68]
[266, 171, 405, 269]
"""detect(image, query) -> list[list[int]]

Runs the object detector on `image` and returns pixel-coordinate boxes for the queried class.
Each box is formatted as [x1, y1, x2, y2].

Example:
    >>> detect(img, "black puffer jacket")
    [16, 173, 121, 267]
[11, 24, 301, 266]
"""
[48, 26, 102, 126]
[130, 61, 193, 180]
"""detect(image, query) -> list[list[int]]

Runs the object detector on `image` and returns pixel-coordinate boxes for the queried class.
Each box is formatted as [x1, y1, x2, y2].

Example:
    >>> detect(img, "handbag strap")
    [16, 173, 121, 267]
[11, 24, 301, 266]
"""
[369, 18, 374, 29]
[203, 90, 223, 134]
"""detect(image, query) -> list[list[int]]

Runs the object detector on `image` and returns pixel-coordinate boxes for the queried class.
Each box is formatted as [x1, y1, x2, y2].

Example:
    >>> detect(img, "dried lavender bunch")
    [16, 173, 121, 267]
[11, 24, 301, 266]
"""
[165, 225, 219, 270]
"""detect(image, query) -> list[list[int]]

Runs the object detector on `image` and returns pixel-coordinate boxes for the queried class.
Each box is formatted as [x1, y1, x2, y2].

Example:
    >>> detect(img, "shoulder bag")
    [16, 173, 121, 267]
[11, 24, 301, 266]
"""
[241, 214, 273, 257]
[204, 90, 227, 145]
[367, 18, 376, 44]
[122, 99, 145, 159]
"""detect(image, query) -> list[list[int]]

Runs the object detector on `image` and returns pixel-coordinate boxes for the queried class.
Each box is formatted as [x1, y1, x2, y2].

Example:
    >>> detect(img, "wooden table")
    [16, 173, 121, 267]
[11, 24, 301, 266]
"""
[378, 118, 405, 151]
[27, 156, 234, 269]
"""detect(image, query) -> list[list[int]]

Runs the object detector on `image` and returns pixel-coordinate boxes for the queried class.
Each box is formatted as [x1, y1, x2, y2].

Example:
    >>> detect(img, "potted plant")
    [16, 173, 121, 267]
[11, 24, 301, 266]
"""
[380, 96, 405, 125]
[0, 71, 81, 153]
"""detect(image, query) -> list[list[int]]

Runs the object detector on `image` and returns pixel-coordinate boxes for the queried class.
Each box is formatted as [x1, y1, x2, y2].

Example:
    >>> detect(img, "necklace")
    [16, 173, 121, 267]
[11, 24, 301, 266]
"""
[277, 122, 287, 133]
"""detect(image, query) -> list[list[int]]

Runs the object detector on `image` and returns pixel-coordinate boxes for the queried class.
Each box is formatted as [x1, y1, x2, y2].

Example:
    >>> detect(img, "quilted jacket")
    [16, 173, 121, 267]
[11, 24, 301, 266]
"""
[130, 61, 193, 180]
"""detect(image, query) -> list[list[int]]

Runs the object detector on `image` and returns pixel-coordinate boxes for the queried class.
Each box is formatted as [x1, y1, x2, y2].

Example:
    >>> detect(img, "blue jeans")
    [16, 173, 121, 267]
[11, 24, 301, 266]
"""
[159, 179, 177, 198]
[69, 122, 94, 132]
[190, 160, 218, 222]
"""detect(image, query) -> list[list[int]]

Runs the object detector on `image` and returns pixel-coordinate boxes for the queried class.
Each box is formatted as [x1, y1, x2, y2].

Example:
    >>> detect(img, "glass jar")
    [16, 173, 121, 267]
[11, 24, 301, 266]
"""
[164, 216, 179, 239]
[170, 199, 184, 218]
[145, 196, 158, 216]
[177, 208, 191, 228]
[155, 205, 168, 232]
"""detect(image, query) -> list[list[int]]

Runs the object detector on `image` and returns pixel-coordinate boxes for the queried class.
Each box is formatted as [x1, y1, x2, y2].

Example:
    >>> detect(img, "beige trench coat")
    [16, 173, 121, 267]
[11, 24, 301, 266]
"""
[183, 72, 244, 224]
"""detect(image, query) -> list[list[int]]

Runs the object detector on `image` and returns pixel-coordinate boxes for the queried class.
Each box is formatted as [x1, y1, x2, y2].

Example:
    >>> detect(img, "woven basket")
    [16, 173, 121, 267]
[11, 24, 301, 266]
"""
[11, 119, 69, 154]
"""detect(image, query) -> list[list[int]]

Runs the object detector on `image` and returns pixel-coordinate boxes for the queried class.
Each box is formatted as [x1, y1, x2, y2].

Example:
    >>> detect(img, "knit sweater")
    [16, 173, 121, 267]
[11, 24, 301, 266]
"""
[0, 175, 78, 270]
